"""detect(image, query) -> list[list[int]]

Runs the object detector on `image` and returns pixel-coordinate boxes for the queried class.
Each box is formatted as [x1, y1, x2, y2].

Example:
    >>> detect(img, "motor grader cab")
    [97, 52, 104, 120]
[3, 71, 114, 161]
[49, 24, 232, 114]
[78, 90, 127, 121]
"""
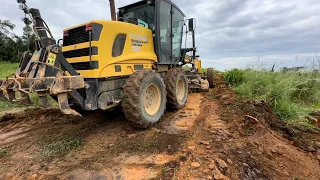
[0, 0, 214, 128]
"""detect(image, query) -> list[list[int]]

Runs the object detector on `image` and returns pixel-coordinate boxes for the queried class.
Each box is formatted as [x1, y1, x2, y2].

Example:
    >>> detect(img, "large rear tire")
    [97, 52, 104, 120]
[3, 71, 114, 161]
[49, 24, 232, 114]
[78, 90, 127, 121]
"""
[165, 68, 188, 109]
[207, 68, 215, 88]
[122, 69, 166, 128]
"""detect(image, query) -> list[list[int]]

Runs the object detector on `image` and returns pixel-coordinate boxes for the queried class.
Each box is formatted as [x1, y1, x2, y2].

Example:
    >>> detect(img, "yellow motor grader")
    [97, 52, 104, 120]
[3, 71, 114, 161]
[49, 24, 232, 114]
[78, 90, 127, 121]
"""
[0, 0, 214, 128]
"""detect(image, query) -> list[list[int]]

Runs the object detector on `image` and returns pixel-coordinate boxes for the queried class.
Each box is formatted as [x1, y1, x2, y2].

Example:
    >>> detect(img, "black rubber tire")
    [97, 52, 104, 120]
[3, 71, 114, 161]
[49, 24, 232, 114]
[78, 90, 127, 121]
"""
[121, 69, 166, 128]
[207, 68, 215, 88]
[165, 68, 188, 109]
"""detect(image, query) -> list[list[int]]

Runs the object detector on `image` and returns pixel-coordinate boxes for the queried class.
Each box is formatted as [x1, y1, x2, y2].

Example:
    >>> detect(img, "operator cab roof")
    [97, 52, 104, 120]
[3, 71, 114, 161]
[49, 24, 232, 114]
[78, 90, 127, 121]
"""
[118, 0, 185, 17]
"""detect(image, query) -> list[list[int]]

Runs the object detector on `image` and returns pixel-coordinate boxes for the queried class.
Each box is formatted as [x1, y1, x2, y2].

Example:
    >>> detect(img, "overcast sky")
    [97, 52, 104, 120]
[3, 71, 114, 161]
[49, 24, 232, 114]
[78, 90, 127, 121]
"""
[1, 0, 320, 70]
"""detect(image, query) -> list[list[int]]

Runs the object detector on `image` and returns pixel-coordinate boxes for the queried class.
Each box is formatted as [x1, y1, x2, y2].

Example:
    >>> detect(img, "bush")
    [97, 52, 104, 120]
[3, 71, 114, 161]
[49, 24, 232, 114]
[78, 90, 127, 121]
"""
[224, 68, 245, 86]
[233, 70, 320, 120]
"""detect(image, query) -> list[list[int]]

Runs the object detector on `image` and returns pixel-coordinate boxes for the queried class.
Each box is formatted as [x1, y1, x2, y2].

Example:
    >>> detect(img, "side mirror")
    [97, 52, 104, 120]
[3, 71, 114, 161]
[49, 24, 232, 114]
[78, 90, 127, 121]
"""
[188, 18, 196, 31]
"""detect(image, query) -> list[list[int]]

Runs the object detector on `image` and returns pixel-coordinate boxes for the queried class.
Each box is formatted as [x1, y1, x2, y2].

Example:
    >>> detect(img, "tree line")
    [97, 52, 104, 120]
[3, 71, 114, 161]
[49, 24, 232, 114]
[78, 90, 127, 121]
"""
[0, 1, 36, 63]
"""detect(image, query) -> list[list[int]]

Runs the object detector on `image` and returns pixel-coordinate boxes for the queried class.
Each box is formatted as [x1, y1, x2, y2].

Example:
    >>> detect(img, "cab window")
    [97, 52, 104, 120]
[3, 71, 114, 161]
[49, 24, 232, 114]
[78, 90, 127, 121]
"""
[123, 6, 155, 31]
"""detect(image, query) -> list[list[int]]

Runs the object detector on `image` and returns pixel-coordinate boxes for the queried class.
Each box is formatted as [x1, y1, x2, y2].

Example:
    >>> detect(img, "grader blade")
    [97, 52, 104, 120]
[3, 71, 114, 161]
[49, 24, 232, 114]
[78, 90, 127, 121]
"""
[185, 71, 209, 92]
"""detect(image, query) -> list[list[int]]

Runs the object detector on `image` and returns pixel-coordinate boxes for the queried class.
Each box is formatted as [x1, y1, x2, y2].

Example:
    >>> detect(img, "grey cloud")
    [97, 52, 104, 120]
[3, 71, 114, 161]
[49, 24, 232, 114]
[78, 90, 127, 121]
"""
[1, 0, 320, 70]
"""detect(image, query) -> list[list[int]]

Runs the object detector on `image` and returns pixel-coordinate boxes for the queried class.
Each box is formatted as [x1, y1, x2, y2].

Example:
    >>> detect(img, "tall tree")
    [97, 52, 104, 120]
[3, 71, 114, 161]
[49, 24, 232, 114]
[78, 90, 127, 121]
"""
[0, 0, 38, 62]
[0, 19, 20, 62]
[0, 20, 15, 36]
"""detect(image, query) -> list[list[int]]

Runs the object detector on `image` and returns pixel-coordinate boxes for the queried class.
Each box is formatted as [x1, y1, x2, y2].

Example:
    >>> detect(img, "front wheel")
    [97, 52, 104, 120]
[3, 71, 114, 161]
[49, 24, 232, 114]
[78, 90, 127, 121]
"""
[165, 68, 188, 109]
[207, 68, 215, 88]
[121, 69, 166, 128]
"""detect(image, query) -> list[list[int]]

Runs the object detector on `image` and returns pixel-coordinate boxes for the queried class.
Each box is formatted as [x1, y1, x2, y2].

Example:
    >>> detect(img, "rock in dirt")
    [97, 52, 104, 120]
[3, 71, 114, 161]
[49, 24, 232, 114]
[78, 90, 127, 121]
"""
[215, 159, 228, 175]
[316, 154, 320, 161]
[128, 134, 137, 138]
[212, 169, 228, 180]
[200, 141, 210, 145]
[208, 164, 215, 170]
[202, 169, 210, 173]
[30, 174, 38, 180]
[191, 162, 201, 168]
[242, 163, 250, 167]
[226, 159, 233, 164]
[188, 146, 196, 151]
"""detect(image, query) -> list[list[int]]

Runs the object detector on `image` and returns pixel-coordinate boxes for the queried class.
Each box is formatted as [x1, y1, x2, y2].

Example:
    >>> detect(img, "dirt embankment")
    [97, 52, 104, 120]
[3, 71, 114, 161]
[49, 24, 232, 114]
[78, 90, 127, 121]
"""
[1, 73, 320, 180]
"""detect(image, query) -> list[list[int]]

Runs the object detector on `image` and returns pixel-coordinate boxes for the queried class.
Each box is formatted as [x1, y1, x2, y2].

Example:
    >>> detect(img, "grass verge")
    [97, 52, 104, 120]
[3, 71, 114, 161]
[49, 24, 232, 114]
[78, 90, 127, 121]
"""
[0, 62, 58, 111]
[0, 62, 19, 78]
[225, 69, 320, 127]
[0, 62, 21, 110]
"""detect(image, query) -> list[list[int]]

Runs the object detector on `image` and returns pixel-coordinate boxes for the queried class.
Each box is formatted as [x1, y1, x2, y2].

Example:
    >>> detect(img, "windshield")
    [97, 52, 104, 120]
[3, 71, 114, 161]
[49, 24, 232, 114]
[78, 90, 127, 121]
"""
[123, 5, 155, 31]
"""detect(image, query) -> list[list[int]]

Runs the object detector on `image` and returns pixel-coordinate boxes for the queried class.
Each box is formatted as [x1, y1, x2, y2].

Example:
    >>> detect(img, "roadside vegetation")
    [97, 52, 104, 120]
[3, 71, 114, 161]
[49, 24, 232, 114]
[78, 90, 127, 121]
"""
[0, 62, 19, 77]
[224, 68, 320, 130]
[0, 62, 22, 111]
[0, 62, 58, 111]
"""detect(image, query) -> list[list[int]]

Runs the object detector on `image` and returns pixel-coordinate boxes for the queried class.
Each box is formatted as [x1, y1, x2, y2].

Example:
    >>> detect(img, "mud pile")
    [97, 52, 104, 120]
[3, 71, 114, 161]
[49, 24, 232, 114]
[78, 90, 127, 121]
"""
[199, 73, 320, 179]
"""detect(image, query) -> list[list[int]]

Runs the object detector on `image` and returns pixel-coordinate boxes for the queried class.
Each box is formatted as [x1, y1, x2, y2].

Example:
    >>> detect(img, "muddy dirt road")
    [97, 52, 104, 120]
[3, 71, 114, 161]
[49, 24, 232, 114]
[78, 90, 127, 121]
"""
[1, 74, 320, 180]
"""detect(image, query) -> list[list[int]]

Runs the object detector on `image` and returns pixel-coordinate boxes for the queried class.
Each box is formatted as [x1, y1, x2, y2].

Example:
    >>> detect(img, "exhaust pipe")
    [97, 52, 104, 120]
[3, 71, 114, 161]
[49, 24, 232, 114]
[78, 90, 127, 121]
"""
[109, 0, 116, 21]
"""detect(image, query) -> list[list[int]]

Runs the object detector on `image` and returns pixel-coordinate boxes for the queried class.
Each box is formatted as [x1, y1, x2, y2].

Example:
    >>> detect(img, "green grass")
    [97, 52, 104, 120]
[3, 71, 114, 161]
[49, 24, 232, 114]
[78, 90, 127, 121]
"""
[0, 62, 22, 110]
[0, 101, 23, 111]
[37, 134, 83, 160]
[0, 62, 19, 78]
[112, 138, 161, 154]
[229, 70, 320, 121]
[0, 62, 58, 111]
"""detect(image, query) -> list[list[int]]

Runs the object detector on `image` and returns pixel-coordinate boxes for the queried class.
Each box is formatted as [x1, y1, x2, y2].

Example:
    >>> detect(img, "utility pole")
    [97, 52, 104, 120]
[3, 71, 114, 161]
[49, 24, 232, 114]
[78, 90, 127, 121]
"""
[109, 0, 116, 21]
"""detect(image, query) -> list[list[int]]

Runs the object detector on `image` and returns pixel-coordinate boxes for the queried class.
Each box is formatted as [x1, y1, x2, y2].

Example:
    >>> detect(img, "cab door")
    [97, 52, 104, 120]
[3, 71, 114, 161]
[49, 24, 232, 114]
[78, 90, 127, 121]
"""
[157, 0, 172, 64]
[156, 0, 185, 65]
[171, 7, 184, 63]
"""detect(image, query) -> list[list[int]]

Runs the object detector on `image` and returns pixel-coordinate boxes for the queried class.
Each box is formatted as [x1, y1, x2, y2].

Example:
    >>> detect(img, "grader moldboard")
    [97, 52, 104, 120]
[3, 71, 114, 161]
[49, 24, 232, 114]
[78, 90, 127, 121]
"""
[0, 0, 214, 128]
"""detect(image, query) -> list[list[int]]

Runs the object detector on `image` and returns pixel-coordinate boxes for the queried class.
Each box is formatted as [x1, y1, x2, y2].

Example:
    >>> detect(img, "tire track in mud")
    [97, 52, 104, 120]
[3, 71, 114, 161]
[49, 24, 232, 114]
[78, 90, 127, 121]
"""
[0, 94, 204, 179]
[1, 75, 320, 180]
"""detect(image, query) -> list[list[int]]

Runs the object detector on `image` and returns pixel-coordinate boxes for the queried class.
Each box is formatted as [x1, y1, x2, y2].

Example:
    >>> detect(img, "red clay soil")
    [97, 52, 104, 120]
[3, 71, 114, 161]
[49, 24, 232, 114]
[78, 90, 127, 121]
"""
[0, 73, 320, 180]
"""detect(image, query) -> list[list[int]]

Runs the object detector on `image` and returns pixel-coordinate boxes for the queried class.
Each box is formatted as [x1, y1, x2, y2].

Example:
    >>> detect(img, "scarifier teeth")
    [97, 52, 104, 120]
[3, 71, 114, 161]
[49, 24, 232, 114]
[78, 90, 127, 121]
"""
[57, 93, 82, 117]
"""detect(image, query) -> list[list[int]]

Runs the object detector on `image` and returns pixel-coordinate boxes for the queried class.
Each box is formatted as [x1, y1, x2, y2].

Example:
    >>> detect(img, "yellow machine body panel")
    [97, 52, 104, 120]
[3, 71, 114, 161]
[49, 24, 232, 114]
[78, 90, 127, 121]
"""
[62, 20, 157, 78]
[195, 59, 202, 72]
